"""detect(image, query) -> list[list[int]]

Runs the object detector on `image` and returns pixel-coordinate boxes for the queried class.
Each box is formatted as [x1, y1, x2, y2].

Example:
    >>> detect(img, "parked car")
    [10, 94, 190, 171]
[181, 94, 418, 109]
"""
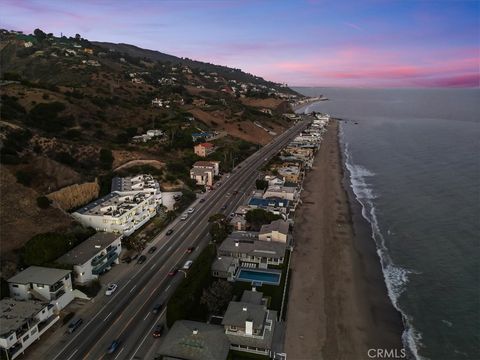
[137, 255, 147, 264]
[107, 340, 121, 354]
[229, 213, 235, 218]
[187, 207, 195, 214]
[182, 260, 193, 270]
[105, 283, 118, 296]
[67, 318, 83, 334]
[168, 268, 178, 276]
[153, 324, 164, 338]
[186, 246, 195, 254]
[166, 229, 174, 236]
[148, 246, 157, 254]
[121, 256, 131, 263]
[152, 303, 163, 314]
[180, 214, 188, 221]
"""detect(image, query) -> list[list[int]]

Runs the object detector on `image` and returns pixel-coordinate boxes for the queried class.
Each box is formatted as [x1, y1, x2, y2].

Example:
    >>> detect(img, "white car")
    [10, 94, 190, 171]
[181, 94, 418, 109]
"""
[187, 207, 195, 214]
[105, 283, 118, 296]
[182, 260, 193, 270]
[180, 214, 188, 221]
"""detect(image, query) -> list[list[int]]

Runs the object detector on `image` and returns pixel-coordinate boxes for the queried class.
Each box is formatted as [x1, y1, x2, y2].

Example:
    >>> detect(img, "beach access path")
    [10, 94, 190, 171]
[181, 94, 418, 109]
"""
[284, 120, 403, 360]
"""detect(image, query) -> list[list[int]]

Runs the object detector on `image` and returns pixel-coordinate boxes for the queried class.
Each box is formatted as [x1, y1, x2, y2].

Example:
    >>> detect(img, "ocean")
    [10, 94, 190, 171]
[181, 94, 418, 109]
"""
[294, 88, 480, 360]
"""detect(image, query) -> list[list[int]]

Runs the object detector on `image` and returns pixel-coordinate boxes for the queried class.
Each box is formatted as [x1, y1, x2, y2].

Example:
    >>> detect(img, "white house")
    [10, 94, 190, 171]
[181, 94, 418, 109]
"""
[0, 299, 59, 360]
[56, 233, 122, 284]
[8, 267, 74, 312]
[258, 219, 289, 243]
[190, 161, 220, 187]
[111, 174, 161, 196]
[263, 185, 297, 201]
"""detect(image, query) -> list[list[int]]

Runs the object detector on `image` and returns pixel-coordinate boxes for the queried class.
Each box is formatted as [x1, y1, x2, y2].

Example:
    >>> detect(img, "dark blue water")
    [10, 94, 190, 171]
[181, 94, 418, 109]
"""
[237, 269, 281, 284]
[294, 88, 480, 360]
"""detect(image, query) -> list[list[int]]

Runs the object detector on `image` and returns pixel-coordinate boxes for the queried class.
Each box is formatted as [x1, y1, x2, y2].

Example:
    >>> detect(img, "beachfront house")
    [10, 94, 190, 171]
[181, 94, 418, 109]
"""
[222, 290, 277, 357]
[248, 197, 290, 217]
[8, 267, 74, 312]
[0, 299, 59, 360]
[263, 185, 298, 201]
[211, 256, 239, 281]
[56, 233, 122, 284]
[258, 219, 289, 243]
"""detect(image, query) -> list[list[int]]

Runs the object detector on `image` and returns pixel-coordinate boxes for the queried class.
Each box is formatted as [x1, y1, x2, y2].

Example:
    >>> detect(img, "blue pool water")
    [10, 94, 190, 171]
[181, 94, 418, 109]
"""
[236, 269, 281, 285]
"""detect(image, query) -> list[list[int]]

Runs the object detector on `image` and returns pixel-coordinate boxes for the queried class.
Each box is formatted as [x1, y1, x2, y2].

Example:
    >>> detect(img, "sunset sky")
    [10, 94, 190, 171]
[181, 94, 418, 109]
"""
[1, 0, 478, 87]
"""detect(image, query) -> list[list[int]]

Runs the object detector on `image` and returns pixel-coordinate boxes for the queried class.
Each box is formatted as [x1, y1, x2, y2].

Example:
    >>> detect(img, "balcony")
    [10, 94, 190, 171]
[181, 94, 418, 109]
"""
[92, 252, 118, 275]
[91, 246, 117, 267]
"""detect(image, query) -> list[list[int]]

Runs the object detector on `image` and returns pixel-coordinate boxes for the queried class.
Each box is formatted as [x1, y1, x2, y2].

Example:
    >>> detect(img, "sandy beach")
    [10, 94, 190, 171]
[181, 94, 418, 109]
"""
[284, 119, 404, 360]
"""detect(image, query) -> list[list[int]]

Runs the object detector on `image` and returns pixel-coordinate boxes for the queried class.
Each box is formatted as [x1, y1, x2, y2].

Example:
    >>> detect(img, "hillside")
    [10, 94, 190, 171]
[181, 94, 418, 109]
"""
[0, 28, 304, 270]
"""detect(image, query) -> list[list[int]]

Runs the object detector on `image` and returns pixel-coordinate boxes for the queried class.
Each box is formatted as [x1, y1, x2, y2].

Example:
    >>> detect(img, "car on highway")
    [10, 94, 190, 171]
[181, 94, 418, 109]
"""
[168, 268, 178, 276]
[221, 205, 227, 210]
[187, 207, 195, 214]
[186, 246, 195, 254]
[166, 229, 174, 236]
[199, 198, 205, 203]
[148, 246, 157, 254]
[106, 339, 121, 354]
[233, 190, 238, 195]
[131, 253, 139, 261]
[153, 324, 164, 338]
[229, 212, 235, 218]
[67, 318, 83, 334]
[105, 283, 118, 296]
[152, 303, 164, 314]
[182, 260, 193, 270]
[180, 214, 188, 221]
[137, 255, 147, 264]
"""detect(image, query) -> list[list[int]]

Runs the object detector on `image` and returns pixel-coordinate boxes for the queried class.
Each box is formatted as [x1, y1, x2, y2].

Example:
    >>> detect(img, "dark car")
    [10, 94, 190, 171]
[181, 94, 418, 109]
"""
[148, 246, 157, 254]
[233, 190, 238, 195]
[107, 340, 121, 354]
[67, 318, 83, 334]
[221, 205, 227, 210]
[153, 324, 164, 338]
[168, 268, 178, 276]
[131, 253, 139, 261]
[166, 229, 174, 236]
[137, 255, 147, 264]
[199, 198, 205, 203]
[152, 303, 163, 314]
[121, 256, 131, 264]
[186, 246, 195, 254]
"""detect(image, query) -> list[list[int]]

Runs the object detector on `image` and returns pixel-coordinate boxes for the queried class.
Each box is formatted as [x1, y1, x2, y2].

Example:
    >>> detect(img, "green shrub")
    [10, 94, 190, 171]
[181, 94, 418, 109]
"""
[23, 232, 75, 266]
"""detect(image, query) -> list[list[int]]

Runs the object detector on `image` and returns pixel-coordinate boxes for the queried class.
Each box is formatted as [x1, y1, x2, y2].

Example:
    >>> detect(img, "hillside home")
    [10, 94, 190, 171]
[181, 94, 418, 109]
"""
[222, 290, 277, 356]
[190, 161, 220, 187]
[8, 267, 74, 311]
[194, 142, 215, 157]
[0, 299, 59, 360]
[56, 233, 122, 284]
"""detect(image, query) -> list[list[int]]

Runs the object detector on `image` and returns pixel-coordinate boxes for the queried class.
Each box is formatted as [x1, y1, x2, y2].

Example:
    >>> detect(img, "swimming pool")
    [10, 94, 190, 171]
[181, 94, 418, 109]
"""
[236, 268, 282, 285]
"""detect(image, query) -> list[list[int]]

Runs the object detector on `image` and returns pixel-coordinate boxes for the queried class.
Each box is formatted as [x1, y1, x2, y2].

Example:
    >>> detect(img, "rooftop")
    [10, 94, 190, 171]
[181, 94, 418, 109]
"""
[8, 266, 70, 286]
[74, 191, 151, 217]
[57, 233, 122, 265]
[248, 197, 289, 208]
[193, 161, 218, 167]
[240, 290, 263, 305]
[218, 237, 287, 259]
[259, 219, 289, 236]
[111, 174, 159, 193]
[0, 299, 47, 336]
[196, 142, 214, 148]
[158, 320, 229, 360]
[211, 256, 236, 273]
[222, 301, 266, 330]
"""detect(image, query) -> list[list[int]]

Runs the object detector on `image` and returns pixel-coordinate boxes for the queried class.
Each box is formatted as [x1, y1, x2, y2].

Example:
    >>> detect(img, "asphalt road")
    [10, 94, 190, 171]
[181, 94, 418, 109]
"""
[50, 119, 309, 360]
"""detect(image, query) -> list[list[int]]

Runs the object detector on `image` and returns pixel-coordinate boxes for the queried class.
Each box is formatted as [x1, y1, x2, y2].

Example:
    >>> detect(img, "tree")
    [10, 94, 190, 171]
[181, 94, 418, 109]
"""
[208, 214, 231, 243]
[33, 28, 46, 42]
[15, 170, 33, 187]
[36, 196, 52, 209]
[245, 209, 282, 231]
[99, 148, 114, 170]
[23, 233, 75, 266]
[255, 179, 268, 190]
[200, 280, 233, 315]
[75, 33, 81, 41]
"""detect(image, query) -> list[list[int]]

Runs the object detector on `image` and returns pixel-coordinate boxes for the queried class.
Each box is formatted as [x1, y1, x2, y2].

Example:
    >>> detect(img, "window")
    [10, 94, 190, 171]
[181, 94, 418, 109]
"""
[65, 275, 69, 280]
[23, 335, 29, 342]
[36, 284, 44, 289]
[11, 284, 18, 288]
[31, 328, 37, 335]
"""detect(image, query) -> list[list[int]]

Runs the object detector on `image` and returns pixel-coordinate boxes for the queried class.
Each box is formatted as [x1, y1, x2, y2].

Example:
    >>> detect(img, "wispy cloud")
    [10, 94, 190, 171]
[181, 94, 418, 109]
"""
[343, 22, 363, 31]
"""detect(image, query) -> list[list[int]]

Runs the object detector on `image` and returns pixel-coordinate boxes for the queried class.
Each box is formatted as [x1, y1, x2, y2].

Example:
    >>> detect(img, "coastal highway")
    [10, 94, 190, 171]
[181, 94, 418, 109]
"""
[50, 119, 309, 360]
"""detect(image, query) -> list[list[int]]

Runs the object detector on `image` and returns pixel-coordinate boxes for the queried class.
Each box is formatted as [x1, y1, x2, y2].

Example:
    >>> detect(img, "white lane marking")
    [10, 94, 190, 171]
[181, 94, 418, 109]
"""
[104, 312, 112, 321]
[150, 264, 155, 270]
[167, 245, 173, 251]
[114, 347, 124, 360]
[129, 309, 167, 360]
[143, 313, 149, 321]
[130, 284, 137, 293]
[65, 349, 78, 360]
[165, 284, 171, 291]
[125, 279, 131, 285]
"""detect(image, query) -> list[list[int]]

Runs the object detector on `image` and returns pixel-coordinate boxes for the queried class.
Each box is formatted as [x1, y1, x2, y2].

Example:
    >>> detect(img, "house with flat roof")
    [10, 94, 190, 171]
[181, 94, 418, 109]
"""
[111, 174, 161, 196]
[8, 267, 74, 311]
[263, 185, 297, 201]
[248, 197, 289, 217]
[190, 161, 220, 187]
[258, 220, 289, 243]
[56, 233, 122, 284]
[218, 233, 287, 269]
[277, 165, 301, 184]
[222, 290, 277, 357]
[157, 320, 230, 360]
[0, 299, 59, 360]
[72, 189, 161, 236]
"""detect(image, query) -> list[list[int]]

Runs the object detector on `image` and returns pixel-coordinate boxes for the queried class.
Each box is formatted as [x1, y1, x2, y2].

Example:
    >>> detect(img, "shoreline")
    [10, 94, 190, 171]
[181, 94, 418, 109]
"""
[285, 119, 404, 359]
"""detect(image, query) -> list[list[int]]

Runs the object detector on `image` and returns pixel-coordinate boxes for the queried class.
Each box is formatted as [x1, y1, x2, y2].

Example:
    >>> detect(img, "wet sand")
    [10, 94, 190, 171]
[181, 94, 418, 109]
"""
[284, 119, 404, 360]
